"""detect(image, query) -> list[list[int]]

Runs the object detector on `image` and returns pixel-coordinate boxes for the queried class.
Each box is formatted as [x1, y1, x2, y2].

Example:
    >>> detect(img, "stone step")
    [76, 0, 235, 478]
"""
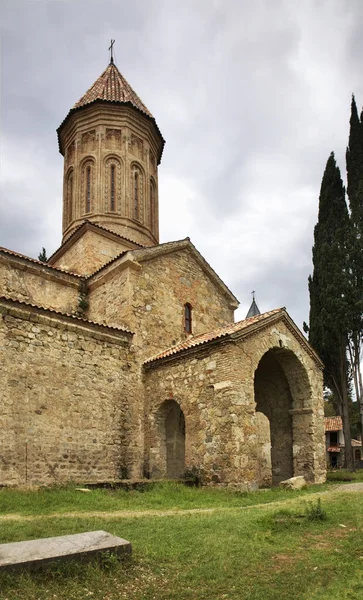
[0, 530, 131, 572]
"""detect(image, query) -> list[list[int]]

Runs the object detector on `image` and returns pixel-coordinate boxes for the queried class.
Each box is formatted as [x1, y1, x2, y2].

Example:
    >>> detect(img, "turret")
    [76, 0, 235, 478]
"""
[57, 58, 165, 247]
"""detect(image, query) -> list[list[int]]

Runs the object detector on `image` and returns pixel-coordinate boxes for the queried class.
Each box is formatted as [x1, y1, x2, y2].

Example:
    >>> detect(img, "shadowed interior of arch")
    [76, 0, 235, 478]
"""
[254, 347, 312, 487]
[152, 400, 186, 479]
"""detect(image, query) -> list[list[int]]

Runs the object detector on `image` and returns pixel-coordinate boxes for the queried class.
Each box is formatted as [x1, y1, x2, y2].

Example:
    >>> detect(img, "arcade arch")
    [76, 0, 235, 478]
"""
[254, 347, 313, 486]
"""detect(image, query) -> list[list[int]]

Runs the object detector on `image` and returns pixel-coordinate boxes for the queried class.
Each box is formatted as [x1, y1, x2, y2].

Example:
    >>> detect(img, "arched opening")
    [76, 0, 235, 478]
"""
[86, 166, 91, 213]
[150, 400, 186, 479]
[150, 178, 156, 229]
[184, 303, 192, 334]
[134, 171, 139, 219]
[80, 158, 95, 216]
[254, 347, 312, 486]
[110, 164, 115, 211]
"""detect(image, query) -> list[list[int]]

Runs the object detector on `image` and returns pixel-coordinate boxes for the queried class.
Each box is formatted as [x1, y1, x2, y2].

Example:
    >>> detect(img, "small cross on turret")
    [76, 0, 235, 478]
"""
[109, 39, 115, 64]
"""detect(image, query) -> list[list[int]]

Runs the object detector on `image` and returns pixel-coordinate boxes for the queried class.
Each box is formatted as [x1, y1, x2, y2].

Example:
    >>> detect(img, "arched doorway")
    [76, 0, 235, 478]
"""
[151, 400, 186, 479]
[254, 347, 312, 486]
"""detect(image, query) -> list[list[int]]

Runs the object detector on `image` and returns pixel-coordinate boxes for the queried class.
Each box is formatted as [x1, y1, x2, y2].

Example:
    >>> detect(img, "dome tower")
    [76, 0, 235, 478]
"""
[57, 55, 165, 247]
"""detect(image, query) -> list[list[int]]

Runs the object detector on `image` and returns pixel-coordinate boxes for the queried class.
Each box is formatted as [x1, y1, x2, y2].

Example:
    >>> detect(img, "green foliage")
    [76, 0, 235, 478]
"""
[346, 95, 363, 441]
[183, 466, 204, 487]
[38, 247, 47, 262]
[269, 508, 306, 531]
[0, 481, 325, 517]
[305, 498, 327, 521]
[308, 153, 350, 370]
[77, 279, 89, 314]
[327, 468, 363, 482]
[307, 152, 353, 467]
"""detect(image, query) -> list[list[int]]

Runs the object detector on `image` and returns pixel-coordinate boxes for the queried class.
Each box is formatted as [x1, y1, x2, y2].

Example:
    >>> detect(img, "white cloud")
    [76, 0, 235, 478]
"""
[1, 0, 363, 330]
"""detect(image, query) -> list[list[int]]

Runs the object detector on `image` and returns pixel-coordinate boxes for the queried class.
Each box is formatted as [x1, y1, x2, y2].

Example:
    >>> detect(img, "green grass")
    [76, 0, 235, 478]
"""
[326, 468, 363, 482]
[0, 483, 362, 599]
[0, 481, 327, 516]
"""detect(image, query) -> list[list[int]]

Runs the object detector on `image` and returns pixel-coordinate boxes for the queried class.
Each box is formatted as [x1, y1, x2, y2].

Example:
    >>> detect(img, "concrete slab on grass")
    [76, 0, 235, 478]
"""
[0, 530, 131, 572]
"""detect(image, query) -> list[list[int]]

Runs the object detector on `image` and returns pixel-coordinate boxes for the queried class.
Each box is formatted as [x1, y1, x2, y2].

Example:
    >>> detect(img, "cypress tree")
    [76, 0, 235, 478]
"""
[346, 95, 363, 441]
[308, 152, 353, 469]
[38, 247, 48, 262]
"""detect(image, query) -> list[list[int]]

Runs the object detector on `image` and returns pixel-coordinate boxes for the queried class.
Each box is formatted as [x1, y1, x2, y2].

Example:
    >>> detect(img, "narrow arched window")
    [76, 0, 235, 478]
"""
[150, 179, 155, 229]
[67, 171, 73, 223]
[86, 166, 91, 213]
[184, 303, 192, 334]
[110, 164, 115, 211]
[134, 171, 139, 220]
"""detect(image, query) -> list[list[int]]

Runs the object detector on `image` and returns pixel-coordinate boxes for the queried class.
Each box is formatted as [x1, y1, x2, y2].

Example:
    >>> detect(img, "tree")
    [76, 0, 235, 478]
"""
[38, 248, 48, 262]
[307, 153, 354, 469]
[346, 95, 363, 441]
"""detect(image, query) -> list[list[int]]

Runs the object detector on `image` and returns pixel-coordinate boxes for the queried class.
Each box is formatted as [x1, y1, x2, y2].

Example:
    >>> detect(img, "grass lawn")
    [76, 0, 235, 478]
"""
[0, 481, 362, 600]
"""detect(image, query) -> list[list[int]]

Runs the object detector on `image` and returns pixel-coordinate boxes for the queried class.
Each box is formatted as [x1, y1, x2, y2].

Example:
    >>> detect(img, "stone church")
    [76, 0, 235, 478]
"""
[0, 58, 326, 488]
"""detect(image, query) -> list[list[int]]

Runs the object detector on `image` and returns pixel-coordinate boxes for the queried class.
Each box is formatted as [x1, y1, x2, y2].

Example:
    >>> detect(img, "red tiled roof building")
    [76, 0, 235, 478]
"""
[0, 51, 327, 489]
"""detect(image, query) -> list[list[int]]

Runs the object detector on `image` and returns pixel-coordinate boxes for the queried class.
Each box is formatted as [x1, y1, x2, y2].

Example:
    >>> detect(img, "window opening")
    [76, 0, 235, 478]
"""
[134, 171, 139, 220]
[110, 164, 115, 211]
[330, 431, 338, 446]
[68, 172, 73, 222]
[184, 303, 192, 333]
[150, 179, 155, 228]
[86, 166, 91, 213]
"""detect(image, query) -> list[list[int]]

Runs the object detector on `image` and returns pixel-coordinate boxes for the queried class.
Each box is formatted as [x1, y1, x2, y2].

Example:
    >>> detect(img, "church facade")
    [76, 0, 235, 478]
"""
[0, 60, 326, 488]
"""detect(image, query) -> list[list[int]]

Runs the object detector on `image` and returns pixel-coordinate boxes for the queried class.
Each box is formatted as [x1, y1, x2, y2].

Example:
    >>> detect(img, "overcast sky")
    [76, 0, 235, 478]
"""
[1, 0, 363, 328]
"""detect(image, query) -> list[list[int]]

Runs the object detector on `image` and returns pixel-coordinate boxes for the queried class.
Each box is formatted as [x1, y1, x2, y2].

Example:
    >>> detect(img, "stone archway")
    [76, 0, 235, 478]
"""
[254, 347, 313, 486]
[150, 400, 186, 479]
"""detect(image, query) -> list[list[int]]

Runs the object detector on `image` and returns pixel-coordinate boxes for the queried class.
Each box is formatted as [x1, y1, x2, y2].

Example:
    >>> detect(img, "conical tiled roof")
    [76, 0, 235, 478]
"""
[73, 62, 154, 119]
[57, 61, 165, 160]
[246, 298, 260, 319]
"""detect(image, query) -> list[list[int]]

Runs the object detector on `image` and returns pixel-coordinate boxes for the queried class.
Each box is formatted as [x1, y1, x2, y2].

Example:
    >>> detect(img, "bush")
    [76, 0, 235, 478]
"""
[327, 469, 356, 482]
[183, 466, 204, 487]
[305, 498, 327, 521]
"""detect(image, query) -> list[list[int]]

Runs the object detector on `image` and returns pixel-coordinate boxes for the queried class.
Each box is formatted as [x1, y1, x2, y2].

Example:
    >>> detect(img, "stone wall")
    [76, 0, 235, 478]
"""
[88, 247, 235, 360]
[144, 318, 326, 489]
[0, 253, 80, 314]
[50, 229, 130, 276]
[0, 298, 143, 486]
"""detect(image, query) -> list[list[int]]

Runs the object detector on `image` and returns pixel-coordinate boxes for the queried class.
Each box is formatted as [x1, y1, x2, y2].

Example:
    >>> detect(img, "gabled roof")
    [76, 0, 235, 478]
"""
[0, 295, 132, 335]
[0, 246, 82, 279]
[47, 220, 144, 266]
[73, 62, 153, 118]
[325, 416, 342, 432]
[144, 307, 323, 367]
[87, 237, 240, 307]
[144, 308, 282, 364]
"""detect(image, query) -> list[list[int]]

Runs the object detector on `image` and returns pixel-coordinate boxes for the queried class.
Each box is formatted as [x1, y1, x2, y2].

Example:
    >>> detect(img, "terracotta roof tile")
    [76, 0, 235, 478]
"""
[57, 63, 165, 162]
[144, 308, 284, 364]
[86, 250, 128, 279]
[74, 62, 153, 118]
[0, 295, 133, 334]
[325, 416, 343, 432]
[0, 247, 82, 278]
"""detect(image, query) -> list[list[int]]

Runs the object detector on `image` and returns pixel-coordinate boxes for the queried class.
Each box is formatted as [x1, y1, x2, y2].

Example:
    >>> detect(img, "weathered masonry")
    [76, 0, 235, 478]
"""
[0, 55, 326, 489]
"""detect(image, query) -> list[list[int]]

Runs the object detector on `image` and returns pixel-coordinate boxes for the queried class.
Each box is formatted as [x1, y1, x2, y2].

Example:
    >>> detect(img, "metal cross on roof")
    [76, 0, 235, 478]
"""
[109, 39, 115, 64]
